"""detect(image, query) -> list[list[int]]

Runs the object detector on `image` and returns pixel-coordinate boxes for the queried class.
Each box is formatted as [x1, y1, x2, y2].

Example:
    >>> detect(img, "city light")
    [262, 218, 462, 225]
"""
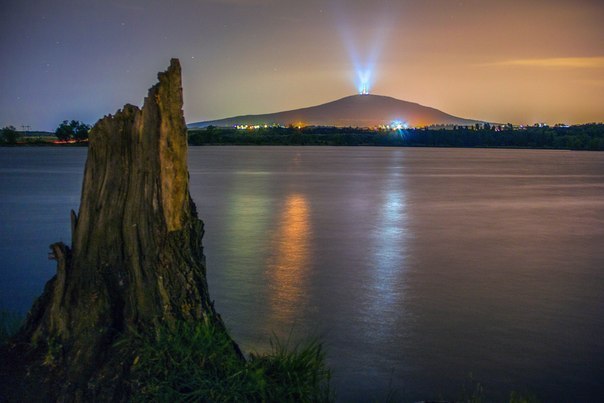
[235, 123, 284, 130]
[390, 120, 408, 130]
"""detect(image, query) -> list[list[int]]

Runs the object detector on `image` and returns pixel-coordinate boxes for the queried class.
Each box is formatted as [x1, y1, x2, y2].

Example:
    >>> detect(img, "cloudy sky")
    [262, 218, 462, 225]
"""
[1, 0, 603, 130]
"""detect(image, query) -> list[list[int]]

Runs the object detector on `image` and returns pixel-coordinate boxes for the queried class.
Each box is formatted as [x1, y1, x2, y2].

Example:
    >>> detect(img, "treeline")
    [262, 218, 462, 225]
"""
[1, 120, 90, 146]
[188, 124, 604, 150]
[54, 120, 90, 142]
[0, 126, 19, 145]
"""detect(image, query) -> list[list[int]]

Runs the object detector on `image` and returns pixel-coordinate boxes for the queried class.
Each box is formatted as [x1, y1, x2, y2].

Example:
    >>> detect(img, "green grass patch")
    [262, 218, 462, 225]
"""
[128, 320, 333, 402]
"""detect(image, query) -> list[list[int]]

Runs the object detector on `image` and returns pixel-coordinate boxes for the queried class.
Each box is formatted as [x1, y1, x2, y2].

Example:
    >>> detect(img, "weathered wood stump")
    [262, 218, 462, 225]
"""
[1, 59, 234, 401]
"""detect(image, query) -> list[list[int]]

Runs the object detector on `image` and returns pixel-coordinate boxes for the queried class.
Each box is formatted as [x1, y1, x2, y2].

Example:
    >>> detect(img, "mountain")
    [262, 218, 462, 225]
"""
[188, 94, 484, 128]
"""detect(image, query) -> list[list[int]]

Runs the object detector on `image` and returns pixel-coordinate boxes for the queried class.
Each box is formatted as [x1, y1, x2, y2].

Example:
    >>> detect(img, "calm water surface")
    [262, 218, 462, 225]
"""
[1, 146, 603, 401]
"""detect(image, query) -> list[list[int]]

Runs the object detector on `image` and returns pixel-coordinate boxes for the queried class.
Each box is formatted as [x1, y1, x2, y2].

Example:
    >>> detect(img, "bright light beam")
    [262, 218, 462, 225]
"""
[332, 1, 392, 95]
[359, 71, 371, 95]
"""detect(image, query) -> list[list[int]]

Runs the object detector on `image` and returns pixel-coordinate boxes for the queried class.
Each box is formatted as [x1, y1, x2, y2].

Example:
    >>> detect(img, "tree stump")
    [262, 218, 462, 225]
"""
[1, 59, 234, 401]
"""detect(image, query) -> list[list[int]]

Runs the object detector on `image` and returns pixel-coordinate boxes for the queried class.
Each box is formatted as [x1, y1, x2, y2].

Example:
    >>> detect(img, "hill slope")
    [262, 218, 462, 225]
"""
[189, 94, 483, 128]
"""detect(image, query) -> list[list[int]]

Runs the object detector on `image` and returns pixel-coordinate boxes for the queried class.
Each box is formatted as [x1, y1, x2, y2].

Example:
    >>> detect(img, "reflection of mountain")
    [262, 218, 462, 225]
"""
[189, 94, 484, 128]
[267, 194, 311, 322]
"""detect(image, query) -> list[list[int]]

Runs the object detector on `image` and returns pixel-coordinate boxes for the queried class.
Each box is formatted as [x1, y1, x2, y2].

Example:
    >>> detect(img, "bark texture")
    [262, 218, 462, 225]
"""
[2, 59, 228, 401]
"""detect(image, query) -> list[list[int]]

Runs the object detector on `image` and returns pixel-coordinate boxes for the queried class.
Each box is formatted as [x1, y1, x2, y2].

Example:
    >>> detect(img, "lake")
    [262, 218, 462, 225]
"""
[1, 146, 603, 401]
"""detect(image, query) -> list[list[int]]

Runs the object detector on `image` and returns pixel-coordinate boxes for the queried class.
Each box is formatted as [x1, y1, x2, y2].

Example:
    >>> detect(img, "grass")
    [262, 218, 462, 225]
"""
[127, 320, 333, 402]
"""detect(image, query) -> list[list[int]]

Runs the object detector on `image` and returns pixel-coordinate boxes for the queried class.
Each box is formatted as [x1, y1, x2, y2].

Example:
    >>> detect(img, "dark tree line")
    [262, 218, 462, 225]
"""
[188, 124, 604, 150]
[55, 120, 91, 142]
[1, 126, 19, 144]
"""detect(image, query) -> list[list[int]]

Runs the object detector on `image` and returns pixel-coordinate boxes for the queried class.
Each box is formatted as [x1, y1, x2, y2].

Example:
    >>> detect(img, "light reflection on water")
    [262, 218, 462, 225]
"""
[364, 159, 409, 342]
[266, 194, 311, 325]
[223, 175, 272, 276]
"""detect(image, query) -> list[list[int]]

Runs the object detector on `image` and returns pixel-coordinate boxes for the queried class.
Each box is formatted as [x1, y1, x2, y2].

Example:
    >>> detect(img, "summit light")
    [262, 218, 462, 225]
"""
[357, 70, 371, 95]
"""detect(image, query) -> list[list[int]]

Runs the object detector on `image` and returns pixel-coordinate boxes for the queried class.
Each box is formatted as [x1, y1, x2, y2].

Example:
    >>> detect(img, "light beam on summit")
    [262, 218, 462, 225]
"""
[333, 3, 390, 97]
[360, 84, 369, 95]
[359, 71, 371, 95]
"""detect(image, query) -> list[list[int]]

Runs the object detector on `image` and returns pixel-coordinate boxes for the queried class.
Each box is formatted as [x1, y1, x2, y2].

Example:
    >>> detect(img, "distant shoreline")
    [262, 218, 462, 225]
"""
[3, 142, 603, 152]
[186, 124, 604, 151]
[1, 141, 87, 147]
[3, 124, 603, 151]
[188, 144, 604, 152]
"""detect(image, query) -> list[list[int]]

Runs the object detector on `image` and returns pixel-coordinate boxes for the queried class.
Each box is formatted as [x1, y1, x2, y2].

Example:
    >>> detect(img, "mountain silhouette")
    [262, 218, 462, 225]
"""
[189, 94, 484, 128]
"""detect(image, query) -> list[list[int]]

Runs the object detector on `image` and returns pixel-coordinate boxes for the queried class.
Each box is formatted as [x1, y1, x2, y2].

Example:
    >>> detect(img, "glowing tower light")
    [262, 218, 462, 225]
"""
[358, 70, 371, 95]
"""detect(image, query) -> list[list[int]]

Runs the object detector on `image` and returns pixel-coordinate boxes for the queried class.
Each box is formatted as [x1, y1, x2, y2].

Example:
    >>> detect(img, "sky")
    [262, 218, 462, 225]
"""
[1, 0, 603, 130]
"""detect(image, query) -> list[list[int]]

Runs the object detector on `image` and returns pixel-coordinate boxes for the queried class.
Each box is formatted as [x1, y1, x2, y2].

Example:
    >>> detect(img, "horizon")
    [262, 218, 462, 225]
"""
[2, 1, 604, 130]
[2, 92, 604, 133]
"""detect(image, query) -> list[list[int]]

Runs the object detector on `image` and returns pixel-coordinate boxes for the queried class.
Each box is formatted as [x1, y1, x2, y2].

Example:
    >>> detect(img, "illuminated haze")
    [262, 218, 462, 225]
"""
[1, 0, 603, 130]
